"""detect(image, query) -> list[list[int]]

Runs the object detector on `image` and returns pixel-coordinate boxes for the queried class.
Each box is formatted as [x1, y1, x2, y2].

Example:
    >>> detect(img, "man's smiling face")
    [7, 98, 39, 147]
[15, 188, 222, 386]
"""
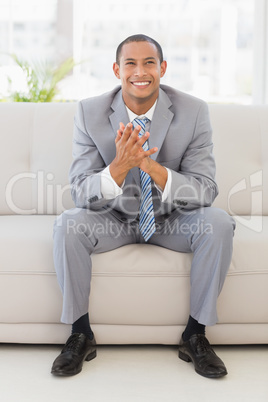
[113, 41, 167, 113]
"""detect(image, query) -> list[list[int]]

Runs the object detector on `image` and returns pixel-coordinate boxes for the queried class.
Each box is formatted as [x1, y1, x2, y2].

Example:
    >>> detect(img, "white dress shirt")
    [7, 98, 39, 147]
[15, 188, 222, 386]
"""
[100, 101, 171, 202]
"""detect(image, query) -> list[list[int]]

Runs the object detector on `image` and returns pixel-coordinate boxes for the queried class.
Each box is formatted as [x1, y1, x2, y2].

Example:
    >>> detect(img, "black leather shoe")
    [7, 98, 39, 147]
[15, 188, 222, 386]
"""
[179, 334, 227, 378]
[51, 333, 96, 376]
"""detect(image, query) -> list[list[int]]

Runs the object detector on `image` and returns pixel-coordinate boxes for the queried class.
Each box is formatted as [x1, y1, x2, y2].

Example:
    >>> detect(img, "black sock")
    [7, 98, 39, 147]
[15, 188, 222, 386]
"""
[182, 315, 205, 342]
[72, 313, 94, 340]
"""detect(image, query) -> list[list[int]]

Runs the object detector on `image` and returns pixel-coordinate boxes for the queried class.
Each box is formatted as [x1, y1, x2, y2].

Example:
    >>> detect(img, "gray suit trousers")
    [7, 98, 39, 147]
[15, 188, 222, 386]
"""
[53, 207, 235, 327]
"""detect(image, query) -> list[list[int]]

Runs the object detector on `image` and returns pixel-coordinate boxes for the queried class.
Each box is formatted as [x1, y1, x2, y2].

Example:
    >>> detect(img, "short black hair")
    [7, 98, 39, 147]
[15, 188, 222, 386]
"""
[116, 34, 164, 64]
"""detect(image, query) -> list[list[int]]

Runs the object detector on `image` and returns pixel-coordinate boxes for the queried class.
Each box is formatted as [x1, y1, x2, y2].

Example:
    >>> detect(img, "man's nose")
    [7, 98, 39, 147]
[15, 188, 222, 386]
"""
[134, 64, 146, 76]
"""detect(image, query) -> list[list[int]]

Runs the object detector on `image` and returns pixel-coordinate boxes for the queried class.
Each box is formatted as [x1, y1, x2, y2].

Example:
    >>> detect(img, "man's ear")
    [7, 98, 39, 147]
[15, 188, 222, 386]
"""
[113, 62, 120, 79]
[160, 60, 167, 78]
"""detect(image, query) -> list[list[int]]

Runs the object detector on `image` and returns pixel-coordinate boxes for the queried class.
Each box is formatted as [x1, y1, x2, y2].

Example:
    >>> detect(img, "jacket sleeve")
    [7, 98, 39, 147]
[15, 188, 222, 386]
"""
[163, 101, 218, 210]
[69, 101, 117, 209]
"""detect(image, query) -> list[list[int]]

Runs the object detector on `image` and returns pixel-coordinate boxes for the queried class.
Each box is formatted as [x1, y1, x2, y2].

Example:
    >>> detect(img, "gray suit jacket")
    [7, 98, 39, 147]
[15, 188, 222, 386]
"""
[69, 84, 218, 221]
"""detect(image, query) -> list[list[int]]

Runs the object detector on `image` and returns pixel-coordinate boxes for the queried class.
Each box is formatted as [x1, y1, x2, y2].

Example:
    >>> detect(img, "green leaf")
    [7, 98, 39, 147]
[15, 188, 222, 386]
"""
[6, 54, 76, 102]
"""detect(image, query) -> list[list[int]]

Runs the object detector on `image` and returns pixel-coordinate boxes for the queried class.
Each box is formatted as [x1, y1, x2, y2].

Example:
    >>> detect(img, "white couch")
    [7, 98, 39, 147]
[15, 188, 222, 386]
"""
[0, 102, 267, 345]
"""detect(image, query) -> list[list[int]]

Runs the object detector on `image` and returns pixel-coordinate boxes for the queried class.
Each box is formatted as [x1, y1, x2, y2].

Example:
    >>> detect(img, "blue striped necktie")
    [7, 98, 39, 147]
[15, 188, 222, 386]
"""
[132, 117, 156, 241]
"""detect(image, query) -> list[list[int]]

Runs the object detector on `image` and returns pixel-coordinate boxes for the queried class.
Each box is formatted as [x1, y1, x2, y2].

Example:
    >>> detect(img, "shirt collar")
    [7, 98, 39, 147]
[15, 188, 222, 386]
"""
[125, 100, 157, 123]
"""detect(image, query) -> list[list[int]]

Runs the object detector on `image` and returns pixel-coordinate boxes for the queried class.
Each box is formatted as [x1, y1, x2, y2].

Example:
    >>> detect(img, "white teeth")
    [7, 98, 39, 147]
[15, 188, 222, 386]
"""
[133, 82, 149, 86]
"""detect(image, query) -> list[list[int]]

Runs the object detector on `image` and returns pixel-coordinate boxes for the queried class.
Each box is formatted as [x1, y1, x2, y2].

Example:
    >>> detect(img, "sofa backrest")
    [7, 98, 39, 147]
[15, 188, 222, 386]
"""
[210, 104, 268, 218]
[1, 102, 75, 215]
[0, 102, 267, 217]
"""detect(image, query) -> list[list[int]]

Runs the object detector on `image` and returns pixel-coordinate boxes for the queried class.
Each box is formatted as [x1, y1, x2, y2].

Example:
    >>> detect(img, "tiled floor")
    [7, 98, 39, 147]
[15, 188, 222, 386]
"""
[0, 344, 267, 402]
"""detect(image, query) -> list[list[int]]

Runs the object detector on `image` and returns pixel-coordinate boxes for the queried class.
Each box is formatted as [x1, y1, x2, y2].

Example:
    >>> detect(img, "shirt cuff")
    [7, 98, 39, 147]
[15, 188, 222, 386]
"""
[100, 165, 124, 199]
[155, 167, 172, 202]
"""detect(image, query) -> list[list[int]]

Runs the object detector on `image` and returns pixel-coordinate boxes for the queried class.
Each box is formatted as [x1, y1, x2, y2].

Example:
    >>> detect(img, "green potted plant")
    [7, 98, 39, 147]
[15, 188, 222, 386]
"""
[7, 55, 75, 102]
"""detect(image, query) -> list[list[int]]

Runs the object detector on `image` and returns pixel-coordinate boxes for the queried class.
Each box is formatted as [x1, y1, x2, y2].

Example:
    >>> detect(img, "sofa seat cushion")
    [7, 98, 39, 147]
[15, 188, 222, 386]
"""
[217, 216, 268, 323]
[0, 215, 267, 327]
[89, 216, 268, 325]
[0, 215, 62, 323]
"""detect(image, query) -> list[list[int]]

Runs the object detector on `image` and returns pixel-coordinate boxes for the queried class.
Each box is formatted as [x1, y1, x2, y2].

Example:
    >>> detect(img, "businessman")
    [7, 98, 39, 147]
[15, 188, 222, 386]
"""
[51, 34, 235, 378]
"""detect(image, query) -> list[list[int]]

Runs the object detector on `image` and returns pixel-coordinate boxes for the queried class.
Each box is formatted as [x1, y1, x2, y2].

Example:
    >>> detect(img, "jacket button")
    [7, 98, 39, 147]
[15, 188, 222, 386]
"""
[88, 196, 98, 203]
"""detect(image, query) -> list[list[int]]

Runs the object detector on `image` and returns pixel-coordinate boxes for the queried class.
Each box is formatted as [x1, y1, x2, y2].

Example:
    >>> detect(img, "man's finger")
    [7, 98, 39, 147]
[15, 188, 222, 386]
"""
[115, 129, 122, 144]
[144, 147, 158, 157]
[120, 123, 133, 143]
[136, 131, 150, 148]
[119, 122, 125, 132]
[127, 124, 141, 145]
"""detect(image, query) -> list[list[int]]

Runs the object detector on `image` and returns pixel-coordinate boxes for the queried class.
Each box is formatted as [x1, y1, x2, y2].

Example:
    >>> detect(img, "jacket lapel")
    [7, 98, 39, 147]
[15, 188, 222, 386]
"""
[109, 89, 129, 137]
[94, 89, 128, 167]
[149, 88, 174, 161]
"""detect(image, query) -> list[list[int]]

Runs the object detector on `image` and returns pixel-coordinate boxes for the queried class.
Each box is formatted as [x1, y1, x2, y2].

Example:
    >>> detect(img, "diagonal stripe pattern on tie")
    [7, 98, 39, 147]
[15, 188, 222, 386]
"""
[133, 117, 156, 241]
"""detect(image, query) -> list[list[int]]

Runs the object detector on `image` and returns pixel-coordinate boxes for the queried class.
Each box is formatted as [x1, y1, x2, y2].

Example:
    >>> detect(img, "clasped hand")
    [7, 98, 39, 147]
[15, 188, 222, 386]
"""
[110, 122, 167, 190]
[114, 122, 158, 174]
